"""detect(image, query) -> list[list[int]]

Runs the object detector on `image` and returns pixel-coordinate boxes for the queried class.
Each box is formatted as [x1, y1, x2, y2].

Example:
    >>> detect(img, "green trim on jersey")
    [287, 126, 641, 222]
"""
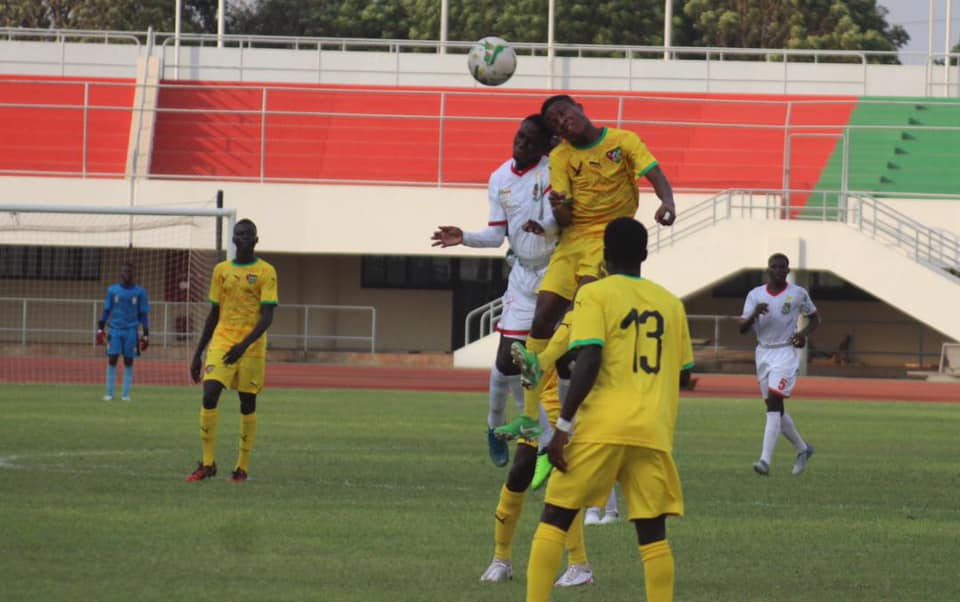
[569, 338, 604, 350]
[231, 257, 259, 267]
[638, 160, 659, 177]
[260, 301, 278, 305]
[573, 127, 608, 151]
[682, 360, 695, 370]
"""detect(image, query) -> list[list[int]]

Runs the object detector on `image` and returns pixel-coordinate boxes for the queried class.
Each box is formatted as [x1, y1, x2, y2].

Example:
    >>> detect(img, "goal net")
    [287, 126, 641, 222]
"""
[938, 343, 960, 378]
[0, 204, 235, 388]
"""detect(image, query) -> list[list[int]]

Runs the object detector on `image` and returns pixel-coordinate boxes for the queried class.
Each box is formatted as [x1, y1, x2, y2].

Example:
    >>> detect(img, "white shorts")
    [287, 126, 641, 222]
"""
[756, 345, 799, 399]
[496, 261, 548, 339]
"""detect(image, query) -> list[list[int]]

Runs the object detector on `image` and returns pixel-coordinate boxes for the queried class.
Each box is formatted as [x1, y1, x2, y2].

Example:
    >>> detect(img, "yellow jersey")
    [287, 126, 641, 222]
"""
[567, 274, 693, 451]
[208, 258, 278, 358]
[549, 127, 657, 240]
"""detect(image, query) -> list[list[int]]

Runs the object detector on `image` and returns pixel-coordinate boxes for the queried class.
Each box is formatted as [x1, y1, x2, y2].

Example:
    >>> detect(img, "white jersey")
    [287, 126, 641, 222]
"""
[741, 283, 817, 348]
[462, 156, 557, 266]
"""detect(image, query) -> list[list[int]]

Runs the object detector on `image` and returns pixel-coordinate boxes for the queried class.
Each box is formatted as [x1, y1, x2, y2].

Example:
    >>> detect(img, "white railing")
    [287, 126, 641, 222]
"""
[2, 28, 960, 95]
[0, 298, 376, 353]
[463, 297, 502, 346]
[645, 189, 960, 279]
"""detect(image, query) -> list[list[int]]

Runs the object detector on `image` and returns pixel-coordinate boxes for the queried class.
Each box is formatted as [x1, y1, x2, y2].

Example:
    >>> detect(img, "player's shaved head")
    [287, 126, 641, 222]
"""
[604, 217, 648, 271]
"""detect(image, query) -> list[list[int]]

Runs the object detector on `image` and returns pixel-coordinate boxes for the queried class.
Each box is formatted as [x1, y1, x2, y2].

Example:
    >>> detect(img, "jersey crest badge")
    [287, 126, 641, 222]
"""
[606, 147, 623, 163]
[247, 274, 258, 284]
[781, 297, 793, 314]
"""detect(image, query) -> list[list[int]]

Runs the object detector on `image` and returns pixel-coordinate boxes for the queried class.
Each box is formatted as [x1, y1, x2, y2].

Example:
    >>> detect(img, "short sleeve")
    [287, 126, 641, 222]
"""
[260, 265, 279, 305]
[208, 264, 223, 305]
[800, 288, 817, 316]
[623, 130, 658, 178]
[741, 289, 757, 320]
[103, 286, 114, 311]
[548, 146, 572, 198]
[568, 285, 605, 349]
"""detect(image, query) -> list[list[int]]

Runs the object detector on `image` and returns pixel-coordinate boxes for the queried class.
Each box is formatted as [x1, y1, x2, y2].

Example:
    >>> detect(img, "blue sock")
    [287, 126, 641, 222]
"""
[106, 364, 116, 397]
[122, 365, 134, 398]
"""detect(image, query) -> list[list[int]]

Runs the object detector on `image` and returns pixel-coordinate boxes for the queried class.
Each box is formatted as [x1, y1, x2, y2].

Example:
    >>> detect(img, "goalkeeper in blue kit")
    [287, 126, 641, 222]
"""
[96, 263, 150, 401]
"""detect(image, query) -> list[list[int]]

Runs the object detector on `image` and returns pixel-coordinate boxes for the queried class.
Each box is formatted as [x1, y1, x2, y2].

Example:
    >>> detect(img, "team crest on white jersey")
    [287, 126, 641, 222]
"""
[497, 188, 517, 210]
[781, 295, 793, 314]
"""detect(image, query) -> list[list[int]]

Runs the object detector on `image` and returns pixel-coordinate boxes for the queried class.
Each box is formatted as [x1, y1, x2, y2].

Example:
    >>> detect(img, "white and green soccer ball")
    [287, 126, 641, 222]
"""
[467, 36, 517, 86]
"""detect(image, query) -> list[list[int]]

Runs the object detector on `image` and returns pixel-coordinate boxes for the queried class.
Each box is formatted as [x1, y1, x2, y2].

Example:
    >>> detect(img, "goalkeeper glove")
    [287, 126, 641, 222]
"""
[140, 335, 149, 351]
[96, 329, 106, 345]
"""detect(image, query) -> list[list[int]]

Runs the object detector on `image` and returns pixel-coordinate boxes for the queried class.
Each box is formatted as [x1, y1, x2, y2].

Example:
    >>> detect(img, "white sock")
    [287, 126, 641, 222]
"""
[604, 489, 618, 514]
[509, 374, 525, 413]
[487, 366, 511, 429]
[537, 404, 554, 453]
[760, 412, 782, 464]
[780, 413, 808, 451]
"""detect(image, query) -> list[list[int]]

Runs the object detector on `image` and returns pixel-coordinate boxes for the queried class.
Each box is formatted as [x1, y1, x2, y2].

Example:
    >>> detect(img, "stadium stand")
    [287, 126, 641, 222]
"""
[0, 75, 133, 175]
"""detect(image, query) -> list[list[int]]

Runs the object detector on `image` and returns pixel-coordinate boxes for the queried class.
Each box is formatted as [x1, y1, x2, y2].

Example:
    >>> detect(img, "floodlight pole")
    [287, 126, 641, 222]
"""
[664, 0, 673, 60]
[440, 0, 448, 54]
[174, 0, 182, 80]
[547, 0, 555, 88]
[217, 0, 225, 48]
[946, 0, 953, 96]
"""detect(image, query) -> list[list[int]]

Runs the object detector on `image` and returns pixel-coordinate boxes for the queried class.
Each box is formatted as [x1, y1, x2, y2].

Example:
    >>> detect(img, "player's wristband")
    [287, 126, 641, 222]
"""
[555, 417, 573, 433]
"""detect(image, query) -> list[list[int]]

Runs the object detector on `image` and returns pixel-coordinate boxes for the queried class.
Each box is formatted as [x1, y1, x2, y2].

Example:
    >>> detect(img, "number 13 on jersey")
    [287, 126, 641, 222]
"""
[619, 308, 664, 374]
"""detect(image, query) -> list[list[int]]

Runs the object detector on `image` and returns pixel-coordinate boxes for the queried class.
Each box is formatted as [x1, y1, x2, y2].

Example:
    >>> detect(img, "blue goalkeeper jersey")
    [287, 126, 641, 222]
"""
[103, 284, 150, 330]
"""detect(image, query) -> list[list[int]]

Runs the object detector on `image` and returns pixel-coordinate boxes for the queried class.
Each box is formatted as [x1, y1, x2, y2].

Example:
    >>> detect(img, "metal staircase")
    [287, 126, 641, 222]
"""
[460, 189, 959, 348]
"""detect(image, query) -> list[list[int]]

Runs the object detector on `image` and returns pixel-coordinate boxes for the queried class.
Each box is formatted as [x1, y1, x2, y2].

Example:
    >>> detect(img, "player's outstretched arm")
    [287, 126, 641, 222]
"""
[431, 226, 464, 247]
[644, 165, 677, 226]
[546, 345, 601, 472]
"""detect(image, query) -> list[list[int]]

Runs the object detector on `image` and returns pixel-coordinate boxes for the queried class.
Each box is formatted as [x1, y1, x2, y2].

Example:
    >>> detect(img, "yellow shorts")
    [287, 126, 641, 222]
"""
[203, 352, 266, 394]
[545, 442, 684, 519]
[538, 236, 604, 300]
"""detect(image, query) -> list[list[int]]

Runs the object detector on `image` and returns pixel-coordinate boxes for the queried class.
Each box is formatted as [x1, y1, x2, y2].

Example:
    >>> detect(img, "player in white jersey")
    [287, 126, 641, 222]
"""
[739, 253, 821, 476]
[432, 114, 558, 467]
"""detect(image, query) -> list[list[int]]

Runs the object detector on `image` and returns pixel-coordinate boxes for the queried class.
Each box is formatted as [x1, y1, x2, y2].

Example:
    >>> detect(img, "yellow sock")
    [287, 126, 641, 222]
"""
[493, 484, 526, 560]
[522, 336, 548, 419]
[200, 407, 218, 466]
[565, 510, 588, 565]
[538, 323, 571, 380]
[639, 539, 675, 602]
[526, 522, 566, 602]
[236, 413, 257, 472]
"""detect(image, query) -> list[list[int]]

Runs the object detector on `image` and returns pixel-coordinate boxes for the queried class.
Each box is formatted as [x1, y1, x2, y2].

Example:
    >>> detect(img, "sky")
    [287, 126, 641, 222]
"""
[881, 0, 960, 61]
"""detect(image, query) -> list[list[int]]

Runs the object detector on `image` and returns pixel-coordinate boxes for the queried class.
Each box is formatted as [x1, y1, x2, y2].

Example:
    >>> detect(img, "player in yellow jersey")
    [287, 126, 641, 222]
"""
[480, 367, 597, 588]
[186, 219, 278, 483]
[525, 217, 694, 602]
[496, 94, 678, 441]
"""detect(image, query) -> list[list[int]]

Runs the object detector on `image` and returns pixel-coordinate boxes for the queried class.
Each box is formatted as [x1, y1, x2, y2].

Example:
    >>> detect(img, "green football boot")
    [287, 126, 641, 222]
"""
[493, 414, 542, 441]
[510, 341, 543, 389]
[531, 452, 553, 491]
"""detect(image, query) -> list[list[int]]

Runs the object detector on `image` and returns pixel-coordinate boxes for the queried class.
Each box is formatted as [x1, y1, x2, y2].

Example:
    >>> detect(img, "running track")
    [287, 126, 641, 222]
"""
[1, 357, 957, 403]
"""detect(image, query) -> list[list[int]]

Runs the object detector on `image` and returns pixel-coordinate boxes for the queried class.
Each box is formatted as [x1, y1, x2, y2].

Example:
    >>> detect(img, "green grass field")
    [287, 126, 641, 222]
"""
[1, 384, 958, 601]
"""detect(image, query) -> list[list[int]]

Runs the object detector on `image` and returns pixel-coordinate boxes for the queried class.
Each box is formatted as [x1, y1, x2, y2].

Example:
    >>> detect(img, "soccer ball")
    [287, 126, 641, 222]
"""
[467, 36, 517, 86]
